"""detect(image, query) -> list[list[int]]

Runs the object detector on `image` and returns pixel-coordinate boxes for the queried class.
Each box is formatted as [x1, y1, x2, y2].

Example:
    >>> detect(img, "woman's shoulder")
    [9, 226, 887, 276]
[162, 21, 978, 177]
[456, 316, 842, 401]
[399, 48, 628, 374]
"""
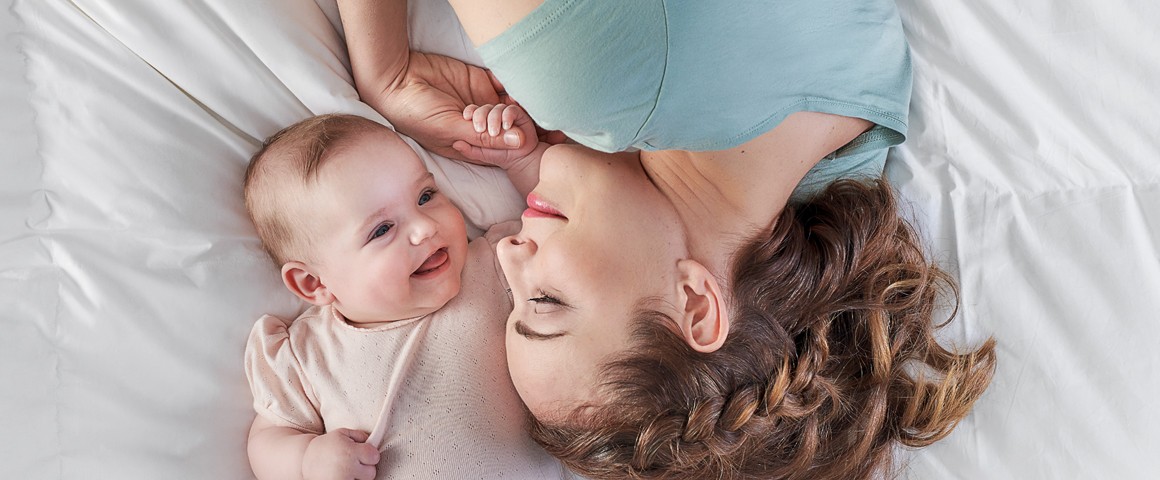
[641, 0, 912, 152]
[478, 1, 667, 153]
[479, 0, 911, 153]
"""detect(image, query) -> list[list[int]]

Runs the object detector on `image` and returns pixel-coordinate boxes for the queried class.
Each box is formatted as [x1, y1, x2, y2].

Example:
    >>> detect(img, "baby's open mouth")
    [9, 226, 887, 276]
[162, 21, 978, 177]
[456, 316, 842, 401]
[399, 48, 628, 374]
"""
[413, 248, 449, 277]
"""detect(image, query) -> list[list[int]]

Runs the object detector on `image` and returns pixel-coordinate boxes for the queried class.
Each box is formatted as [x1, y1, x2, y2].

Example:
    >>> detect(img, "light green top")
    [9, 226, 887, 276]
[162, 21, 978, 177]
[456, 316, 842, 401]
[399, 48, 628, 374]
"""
[479, 0, 913, 197]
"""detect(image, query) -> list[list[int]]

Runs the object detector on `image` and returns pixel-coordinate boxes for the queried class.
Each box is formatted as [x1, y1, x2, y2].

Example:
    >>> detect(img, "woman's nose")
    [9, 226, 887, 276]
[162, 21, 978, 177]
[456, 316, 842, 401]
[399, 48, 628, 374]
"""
[497, 234, 537, 267]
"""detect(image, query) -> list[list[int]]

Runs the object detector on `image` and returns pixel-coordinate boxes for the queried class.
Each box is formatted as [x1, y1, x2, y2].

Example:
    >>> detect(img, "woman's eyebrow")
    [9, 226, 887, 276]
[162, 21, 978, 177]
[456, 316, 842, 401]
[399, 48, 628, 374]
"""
[513, 320, 565, 341]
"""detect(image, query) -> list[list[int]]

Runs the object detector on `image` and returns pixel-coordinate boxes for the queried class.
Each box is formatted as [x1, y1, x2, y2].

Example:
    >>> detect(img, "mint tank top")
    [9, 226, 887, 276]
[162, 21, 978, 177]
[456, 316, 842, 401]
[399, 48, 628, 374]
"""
[478, 0, 912, 194]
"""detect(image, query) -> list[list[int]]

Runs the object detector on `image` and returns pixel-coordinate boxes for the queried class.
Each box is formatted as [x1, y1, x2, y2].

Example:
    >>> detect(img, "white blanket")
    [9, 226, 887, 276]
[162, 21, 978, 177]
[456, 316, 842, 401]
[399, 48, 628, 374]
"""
[2, 0, 1158, 478]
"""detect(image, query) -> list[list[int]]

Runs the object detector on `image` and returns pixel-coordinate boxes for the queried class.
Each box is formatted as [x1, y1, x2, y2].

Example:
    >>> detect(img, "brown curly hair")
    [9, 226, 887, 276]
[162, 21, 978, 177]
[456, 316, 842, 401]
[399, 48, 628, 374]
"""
[528, 178, 997, 480]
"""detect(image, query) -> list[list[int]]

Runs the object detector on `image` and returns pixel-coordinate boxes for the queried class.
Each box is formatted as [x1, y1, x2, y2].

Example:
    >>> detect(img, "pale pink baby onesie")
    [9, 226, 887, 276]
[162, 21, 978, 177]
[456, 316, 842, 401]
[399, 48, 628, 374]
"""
[245, 223, 570, 479]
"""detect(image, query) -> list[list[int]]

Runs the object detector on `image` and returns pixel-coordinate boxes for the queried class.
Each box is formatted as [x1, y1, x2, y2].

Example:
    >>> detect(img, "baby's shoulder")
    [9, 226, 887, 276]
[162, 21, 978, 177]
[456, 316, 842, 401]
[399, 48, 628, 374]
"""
[479, 220, 521, 245]
[462, 221, 518, 269]
[246, 306, 330, 350]
[444, 222, 517, 317]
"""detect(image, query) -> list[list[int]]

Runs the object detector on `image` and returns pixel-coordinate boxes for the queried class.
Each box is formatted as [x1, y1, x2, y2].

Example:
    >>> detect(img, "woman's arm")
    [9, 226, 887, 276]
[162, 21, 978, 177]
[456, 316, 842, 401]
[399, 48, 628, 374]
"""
[445, 0, 543, 47]
[336, 0, 527, 163]
[336, 0, 409, 105]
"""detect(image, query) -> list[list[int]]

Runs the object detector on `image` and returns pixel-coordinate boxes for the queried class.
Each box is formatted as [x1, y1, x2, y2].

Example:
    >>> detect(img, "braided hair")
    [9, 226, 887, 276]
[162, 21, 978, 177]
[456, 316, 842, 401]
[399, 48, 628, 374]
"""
[528, 178, 997, 479]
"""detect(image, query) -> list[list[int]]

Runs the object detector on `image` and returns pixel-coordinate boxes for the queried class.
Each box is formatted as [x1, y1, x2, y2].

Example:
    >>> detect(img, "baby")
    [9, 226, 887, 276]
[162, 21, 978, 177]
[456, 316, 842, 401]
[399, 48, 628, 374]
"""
[241, 113, 559, 480]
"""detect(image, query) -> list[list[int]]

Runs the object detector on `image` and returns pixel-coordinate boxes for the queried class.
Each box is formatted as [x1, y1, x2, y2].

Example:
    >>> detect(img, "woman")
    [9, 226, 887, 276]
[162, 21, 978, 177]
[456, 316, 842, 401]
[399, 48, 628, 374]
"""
[339, 1, 996, 478]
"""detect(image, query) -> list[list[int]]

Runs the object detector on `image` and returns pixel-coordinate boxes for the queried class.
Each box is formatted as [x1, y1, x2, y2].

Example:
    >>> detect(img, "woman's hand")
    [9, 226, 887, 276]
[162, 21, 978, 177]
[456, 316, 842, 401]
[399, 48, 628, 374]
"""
[336, 0, 534, 163]
[364, 51, 527, 164]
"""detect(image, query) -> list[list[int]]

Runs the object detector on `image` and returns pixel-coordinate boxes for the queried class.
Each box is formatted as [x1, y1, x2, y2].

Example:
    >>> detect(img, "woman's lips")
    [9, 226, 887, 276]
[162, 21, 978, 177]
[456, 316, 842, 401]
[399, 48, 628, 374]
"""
[413, 248, 449, 277]
[523, 192, 566, 220]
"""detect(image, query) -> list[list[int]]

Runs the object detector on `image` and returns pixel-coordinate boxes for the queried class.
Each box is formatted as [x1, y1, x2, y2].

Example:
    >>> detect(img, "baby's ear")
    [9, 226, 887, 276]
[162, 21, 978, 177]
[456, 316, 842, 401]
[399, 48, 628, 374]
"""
[673, 259, 730, 353]
[281, 262, 334, 306]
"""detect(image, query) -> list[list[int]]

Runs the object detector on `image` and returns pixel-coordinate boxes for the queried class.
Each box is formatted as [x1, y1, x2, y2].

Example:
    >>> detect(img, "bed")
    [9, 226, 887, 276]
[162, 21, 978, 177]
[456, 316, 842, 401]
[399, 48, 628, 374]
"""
[2, 0, 1157, 478]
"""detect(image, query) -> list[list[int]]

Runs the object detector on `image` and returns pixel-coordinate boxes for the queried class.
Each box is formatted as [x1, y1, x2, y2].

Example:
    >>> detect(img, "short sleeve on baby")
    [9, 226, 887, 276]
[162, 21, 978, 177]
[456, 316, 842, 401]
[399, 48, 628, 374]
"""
[243, 314, 324, 434]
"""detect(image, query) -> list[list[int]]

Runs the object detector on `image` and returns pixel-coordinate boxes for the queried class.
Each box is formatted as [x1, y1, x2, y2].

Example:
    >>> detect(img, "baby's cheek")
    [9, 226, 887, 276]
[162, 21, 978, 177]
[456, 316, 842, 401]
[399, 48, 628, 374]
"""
[379, 259, 415, 302]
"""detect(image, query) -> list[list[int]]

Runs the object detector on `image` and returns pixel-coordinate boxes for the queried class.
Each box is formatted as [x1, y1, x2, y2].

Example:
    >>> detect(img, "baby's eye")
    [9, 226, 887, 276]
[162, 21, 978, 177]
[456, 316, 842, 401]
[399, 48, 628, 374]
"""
[418, 189, 436, 205]
[369, 223, 393, 241]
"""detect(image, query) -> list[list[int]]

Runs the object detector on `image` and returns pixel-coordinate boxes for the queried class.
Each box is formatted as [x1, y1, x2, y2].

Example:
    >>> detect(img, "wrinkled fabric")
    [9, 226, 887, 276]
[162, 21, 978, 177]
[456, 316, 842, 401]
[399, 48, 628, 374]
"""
[2, 0, 1159, 479]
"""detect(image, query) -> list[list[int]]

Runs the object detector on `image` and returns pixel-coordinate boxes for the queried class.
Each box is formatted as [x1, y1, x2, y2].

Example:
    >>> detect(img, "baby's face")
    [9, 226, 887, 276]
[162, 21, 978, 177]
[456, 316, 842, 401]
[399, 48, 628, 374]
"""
[300, 129, 468, 324]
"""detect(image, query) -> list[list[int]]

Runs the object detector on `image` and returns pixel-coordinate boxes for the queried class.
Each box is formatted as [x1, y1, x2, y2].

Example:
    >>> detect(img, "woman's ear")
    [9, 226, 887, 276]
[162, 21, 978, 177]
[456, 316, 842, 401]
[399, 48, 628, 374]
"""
[674, 259, 730, 353]
[281, 261, 335, 306]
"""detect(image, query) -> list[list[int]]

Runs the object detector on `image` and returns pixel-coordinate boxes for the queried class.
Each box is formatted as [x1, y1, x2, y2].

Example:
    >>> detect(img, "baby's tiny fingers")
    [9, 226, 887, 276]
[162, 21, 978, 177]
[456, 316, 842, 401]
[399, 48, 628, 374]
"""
[335, 428, 370, 443]
[501, 105, 521, 130]
[355, 443, 381, 466]
[463, 104, 479, 121]
[487, 105, 505, 137]
[352, 463, 378, 480]
[471, 105, 490, 134]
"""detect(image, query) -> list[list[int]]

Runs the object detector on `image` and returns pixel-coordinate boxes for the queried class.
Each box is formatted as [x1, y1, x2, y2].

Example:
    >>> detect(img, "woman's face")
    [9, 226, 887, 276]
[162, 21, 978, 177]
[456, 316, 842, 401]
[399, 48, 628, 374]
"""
[496, 145, 689, 420]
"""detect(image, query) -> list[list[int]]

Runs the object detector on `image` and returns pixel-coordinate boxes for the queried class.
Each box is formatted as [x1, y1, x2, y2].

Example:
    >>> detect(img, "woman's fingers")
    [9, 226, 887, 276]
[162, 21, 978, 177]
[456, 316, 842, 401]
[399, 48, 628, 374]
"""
[538, 128, 569, 145]
[486, 69, 507, 99]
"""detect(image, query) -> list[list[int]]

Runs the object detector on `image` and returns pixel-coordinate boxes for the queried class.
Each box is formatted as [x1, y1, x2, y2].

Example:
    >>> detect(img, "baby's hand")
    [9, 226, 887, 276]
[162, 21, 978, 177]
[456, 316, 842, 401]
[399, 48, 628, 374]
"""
[465, 102, 524, 139]
[455, 103, 539, 171]
[302, 429, 380, 480]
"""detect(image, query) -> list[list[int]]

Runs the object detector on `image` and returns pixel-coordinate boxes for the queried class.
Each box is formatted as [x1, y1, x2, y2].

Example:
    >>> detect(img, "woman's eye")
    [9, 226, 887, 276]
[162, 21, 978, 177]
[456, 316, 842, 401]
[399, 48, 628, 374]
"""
[418, 190, 434, 205]
[529, 293, 562, 305]
[528, 291, 566, 313]
[370, 223, 392, 240]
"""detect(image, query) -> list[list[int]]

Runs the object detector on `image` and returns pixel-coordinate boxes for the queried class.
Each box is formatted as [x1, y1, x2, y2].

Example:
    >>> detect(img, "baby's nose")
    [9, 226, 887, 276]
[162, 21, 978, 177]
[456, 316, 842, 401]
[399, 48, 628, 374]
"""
[408, 215, 438, 245]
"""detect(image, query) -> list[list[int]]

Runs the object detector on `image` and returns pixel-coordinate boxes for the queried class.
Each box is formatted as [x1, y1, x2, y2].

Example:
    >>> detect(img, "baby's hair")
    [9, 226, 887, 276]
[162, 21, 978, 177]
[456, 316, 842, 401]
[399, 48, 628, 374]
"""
[528, 178, 997, 480]
[243, 113, 385, 265]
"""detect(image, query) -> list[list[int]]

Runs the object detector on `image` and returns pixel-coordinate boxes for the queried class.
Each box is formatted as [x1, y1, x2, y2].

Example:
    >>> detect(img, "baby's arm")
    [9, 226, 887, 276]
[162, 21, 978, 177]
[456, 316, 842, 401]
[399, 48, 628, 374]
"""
[248, 415, 380, 480]
[456, 103, 547, 198]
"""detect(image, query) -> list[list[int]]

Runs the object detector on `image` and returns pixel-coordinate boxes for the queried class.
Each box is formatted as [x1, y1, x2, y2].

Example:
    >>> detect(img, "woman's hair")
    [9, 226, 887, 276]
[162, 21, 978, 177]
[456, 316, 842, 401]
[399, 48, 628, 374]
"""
[529, 178, 997, 480]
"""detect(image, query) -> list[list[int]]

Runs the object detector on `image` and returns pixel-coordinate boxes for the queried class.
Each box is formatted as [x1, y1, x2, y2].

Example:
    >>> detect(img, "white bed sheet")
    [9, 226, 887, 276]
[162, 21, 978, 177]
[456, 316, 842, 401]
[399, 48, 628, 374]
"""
[1, 0, 1158, 479]
[889, 1, 1160, 477]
